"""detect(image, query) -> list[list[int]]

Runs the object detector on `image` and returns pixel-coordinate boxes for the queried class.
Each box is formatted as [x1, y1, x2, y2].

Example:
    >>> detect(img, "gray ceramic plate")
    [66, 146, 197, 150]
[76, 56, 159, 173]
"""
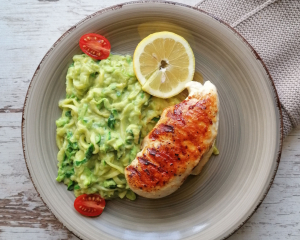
[22, 1, 282, 240]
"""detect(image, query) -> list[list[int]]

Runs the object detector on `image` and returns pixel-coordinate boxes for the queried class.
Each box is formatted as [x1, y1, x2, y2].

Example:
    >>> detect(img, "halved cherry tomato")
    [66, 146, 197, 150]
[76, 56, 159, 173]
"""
[74, 194, 106, 217]
[79, 33, 111, 60]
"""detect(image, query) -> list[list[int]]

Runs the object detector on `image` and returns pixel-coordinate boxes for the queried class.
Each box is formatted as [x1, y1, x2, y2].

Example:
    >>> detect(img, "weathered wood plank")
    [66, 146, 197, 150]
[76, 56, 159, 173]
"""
[0, 113, 77, 239]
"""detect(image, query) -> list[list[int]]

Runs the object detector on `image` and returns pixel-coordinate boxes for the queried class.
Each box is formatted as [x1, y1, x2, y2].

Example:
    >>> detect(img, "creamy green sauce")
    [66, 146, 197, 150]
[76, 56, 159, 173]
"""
[55, 54, 183, 200]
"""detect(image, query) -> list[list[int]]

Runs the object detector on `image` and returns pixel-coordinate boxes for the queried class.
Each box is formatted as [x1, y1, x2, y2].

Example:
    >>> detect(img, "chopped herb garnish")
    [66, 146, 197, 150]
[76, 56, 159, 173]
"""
[65, 168, 74, 178]
[74, 158, 87, 167]
[85, 144, 94, 160]
[67, 181, 75, 191]
[65, 110, 72, 118]
[108, 113, 116, 129]
[67, 131, 73, 139]
[90, 72, 98, 78]
[103, 179, 117, 189]
[95, 134, 101, 144]
[112, 109, 118, 116]
[152, 116, 160, 123]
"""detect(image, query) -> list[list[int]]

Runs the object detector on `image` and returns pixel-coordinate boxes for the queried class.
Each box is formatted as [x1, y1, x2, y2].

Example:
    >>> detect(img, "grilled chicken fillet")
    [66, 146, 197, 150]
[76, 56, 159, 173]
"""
[125, 81, 219, 198]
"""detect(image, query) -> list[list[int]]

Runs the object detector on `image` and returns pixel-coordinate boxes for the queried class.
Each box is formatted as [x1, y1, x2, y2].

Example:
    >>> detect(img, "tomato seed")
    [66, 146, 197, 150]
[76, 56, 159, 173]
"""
[88, 197, 91, 200]
[87, 37, 90, 40]
[92, 197, 95, 201]
[94, 37, 97, 40]
[79, 206, 82, 209]
[84, 38, 87, 41]
[83, 45, 86, 48]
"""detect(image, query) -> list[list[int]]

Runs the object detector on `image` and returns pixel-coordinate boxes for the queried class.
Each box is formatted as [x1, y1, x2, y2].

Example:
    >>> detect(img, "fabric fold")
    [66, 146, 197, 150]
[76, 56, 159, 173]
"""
[196, 0, 300, 137]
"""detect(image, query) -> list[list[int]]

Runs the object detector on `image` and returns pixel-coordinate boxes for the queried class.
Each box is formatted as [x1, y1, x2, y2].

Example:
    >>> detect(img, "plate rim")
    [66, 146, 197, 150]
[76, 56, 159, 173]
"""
[21, 1, 283, 239]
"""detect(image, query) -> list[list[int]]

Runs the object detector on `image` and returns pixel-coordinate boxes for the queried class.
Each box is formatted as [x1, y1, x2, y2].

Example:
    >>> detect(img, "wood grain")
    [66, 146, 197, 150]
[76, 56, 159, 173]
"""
[1, 0, 299, 239]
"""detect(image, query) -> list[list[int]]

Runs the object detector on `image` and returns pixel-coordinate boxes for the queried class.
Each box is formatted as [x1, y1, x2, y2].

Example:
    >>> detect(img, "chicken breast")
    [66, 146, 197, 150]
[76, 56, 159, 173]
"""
[125, 81, 219, 198]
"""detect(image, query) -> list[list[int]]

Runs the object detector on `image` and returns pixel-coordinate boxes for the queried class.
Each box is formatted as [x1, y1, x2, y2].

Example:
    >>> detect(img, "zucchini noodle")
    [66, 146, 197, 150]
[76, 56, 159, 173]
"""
[55, 54, 183, 200]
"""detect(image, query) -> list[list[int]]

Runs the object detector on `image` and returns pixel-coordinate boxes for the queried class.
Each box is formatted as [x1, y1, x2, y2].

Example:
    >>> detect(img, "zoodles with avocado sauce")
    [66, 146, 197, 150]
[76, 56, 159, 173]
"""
[55, 54, 182, 200]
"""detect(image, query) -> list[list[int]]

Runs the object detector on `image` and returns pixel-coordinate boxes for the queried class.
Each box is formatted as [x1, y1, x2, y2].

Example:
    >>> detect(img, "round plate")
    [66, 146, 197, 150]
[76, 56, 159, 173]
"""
[22, 1, 282, 240]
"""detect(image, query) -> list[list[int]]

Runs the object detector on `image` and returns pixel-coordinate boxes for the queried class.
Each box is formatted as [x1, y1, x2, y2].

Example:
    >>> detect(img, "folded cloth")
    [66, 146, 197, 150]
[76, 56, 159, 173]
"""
[196, 0, 300, 137]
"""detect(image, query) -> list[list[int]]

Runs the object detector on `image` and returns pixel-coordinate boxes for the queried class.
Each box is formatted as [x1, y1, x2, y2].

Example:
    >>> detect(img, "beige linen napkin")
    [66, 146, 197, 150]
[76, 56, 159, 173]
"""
[196, 0, 300, 137]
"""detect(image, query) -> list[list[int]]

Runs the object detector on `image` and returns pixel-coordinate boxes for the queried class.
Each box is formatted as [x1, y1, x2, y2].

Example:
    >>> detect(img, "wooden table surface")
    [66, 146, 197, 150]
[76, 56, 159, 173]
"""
[1, 0, 299, 239]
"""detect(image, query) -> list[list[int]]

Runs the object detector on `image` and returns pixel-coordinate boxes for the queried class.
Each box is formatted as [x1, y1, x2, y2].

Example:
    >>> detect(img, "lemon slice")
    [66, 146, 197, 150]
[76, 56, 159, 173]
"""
[133, 31, 195, 98]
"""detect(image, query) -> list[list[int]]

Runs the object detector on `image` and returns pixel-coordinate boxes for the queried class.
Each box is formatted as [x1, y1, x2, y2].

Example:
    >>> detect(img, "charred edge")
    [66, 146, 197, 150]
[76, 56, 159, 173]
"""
[127, 166, 141, 178]
[138, 157, 158, 169]
[148, 148, 157, 156]
[174, 108, 182, 115]
[195, 99, 207, 109]
[149, 124, 174, 140]
[144, 168, 150, 175]
[138, 157, 150, 165]
[160, 124, 174, 133]
[166, 108, 186, 125]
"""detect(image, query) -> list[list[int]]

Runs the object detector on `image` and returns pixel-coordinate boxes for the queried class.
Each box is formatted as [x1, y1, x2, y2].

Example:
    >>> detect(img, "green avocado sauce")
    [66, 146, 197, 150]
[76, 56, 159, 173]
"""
[55, 54, 183, 200]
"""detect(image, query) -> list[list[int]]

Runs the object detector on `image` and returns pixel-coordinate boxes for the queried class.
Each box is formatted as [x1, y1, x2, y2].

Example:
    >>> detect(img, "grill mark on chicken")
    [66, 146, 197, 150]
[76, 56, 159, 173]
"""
[148, 148, 157, 156]
[127, 166, 141, 178]
[149, 124, 174, 140]
[137, 156, 159, 169]
[167, 106, 186, 125]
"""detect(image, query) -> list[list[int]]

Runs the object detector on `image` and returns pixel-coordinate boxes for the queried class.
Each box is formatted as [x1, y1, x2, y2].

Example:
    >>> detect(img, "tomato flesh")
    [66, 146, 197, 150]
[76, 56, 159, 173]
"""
[74, 194, 106, 217]
[79, 33, 111, 60]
